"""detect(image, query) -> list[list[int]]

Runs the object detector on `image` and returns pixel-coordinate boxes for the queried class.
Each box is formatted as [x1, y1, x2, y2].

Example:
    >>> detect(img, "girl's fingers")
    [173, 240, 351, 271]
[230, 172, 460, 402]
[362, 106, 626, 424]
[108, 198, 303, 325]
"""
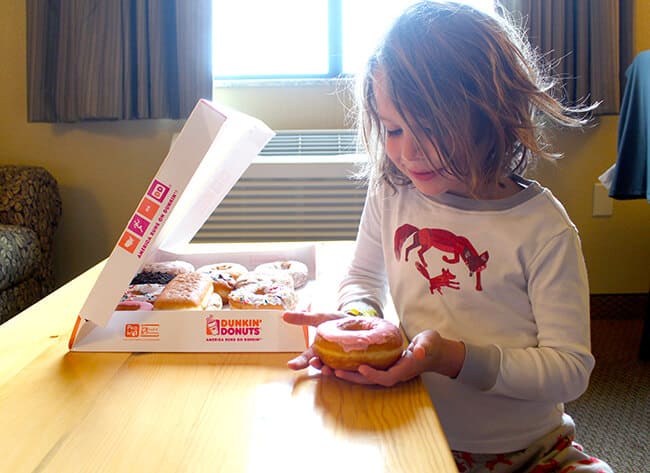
[282, 311, 343, 327]
[357, 365, 400, 387]
[309, 357, 324, 370]
[287, 347, 317, 370]
[320, 365, 335, 376]
[333, 369, 375, 384]
[412, 344, 427, 360]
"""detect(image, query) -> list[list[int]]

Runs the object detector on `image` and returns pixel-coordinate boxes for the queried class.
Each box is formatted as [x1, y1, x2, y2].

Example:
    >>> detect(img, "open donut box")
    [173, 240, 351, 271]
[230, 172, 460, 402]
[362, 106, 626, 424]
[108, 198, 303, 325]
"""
[69, 99, 313, 353]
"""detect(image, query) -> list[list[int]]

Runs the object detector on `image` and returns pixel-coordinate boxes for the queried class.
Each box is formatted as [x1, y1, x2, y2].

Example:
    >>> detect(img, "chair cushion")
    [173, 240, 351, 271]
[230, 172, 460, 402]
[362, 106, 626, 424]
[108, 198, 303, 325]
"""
[0, 224, 41, 291]
[0, 278, 42, 323]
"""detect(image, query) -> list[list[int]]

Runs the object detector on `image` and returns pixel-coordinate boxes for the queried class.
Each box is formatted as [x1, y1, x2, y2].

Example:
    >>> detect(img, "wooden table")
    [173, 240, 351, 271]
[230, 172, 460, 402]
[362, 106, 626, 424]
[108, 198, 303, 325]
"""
[0, 242, 456, 473]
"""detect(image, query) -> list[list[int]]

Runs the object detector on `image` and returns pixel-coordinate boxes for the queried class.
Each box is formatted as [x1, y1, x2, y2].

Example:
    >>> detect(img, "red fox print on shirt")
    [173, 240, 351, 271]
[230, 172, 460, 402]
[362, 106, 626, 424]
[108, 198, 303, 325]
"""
[394, 223, 489, 293]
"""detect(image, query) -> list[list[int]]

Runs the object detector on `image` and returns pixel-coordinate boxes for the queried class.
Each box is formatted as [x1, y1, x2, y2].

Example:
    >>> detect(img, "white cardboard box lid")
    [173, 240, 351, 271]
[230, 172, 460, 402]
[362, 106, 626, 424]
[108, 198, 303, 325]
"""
[78, 99, 275, 327]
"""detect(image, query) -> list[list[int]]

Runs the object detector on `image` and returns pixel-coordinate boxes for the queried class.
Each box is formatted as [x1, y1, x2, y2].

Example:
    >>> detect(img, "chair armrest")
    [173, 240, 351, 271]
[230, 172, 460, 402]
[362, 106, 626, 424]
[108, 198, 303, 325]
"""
[0, 224, 41, 291]
[0, 165, 63, 251]
[0, 165, 62, 292]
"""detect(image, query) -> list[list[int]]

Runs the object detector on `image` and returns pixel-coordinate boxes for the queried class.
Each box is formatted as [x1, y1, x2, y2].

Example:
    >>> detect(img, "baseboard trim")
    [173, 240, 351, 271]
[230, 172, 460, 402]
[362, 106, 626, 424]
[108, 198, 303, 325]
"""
[590, 293, 649, 320]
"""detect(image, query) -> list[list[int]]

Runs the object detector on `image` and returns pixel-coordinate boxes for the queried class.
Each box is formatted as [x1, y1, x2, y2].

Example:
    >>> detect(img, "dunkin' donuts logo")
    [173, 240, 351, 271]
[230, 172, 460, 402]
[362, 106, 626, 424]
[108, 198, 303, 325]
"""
[206, 315, 262, 342]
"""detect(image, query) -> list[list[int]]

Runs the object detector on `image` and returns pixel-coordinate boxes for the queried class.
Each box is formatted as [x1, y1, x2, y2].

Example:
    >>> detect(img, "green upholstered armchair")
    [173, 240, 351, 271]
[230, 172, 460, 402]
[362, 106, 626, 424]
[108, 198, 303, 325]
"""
[0, 165, 62, 323]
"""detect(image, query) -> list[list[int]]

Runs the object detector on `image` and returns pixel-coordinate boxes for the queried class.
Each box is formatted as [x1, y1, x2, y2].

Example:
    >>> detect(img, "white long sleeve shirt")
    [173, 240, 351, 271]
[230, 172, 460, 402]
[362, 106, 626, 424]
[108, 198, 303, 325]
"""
[337, 177, 594, 453]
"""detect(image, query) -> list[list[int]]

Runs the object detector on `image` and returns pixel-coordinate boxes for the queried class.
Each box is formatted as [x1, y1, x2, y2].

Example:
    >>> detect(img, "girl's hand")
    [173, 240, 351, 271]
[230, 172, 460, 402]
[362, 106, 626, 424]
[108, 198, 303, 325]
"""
[281, 314, 466, 385]
[282, 310, 347, 371]
[329, 330, 465, 387]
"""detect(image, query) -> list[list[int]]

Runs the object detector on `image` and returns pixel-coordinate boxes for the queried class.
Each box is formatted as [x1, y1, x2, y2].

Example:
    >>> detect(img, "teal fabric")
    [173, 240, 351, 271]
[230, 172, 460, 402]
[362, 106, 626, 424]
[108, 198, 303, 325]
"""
[609, 50, 650, 202]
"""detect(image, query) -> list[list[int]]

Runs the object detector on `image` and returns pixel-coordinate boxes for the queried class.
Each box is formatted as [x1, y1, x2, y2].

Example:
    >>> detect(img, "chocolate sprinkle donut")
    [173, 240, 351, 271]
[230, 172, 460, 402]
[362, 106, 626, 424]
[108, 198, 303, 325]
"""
[130, 271, 176, 285]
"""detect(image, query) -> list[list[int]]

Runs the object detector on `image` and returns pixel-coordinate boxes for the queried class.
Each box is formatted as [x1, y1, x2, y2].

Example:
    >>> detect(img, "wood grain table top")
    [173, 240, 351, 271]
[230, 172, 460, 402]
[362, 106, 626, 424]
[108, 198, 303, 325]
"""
[0, 242, 456, 472]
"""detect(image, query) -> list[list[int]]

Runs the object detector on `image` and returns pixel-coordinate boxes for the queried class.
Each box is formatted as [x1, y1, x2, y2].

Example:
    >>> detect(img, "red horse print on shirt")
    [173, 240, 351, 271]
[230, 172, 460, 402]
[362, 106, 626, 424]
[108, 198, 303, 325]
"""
[394, 223, 489, 292]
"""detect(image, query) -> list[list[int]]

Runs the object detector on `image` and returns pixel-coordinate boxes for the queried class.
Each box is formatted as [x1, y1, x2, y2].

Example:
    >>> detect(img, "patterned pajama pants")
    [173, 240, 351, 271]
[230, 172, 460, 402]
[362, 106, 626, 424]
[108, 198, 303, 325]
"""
[452, 417, 613, 473]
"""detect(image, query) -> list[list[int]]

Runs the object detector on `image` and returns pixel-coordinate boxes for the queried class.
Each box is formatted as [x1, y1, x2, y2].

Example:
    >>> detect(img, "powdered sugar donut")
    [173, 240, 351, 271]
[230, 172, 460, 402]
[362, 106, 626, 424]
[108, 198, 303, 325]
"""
[313, 316, 404, 370]
[142, 260, 195, 275]
[205, 292, 224, 310]
[197, 262, 248, 302]
[254, 260, 309, 288]
[235, 270, 294, 290]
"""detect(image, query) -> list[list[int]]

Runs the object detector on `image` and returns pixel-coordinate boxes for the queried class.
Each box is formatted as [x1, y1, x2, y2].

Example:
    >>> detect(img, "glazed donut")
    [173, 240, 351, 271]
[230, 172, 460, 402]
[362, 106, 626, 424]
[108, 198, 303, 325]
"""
[313, 316, 405, 370]
[197, 262, 248, 302]
[228, 282, 298, 310]
[142, 260, 195, 275]
[235, 270, 294, 290]
[153, 272, 214, 310]
[255, 260, 309, 289]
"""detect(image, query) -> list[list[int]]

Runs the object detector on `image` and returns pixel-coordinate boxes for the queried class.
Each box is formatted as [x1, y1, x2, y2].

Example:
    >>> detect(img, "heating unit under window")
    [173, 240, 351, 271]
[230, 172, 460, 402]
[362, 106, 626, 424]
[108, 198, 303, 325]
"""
[192, 130, 368, 243]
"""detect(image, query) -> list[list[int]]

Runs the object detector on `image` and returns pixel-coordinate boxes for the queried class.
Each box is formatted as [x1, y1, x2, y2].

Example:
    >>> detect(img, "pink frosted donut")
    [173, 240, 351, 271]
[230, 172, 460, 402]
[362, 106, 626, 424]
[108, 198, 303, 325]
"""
[313, 316, 404, 370]
[115, 300, 154, 311]
[121, 283, 165, 303]
[121, 283, 165, 302]
[142, 260, 195, 275]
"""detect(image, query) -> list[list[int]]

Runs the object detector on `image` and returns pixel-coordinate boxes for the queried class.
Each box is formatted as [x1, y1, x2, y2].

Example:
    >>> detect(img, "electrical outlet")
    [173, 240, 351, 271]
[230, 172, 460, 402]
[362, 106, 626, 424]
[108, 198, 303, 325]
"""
[592, 183, 613, 217]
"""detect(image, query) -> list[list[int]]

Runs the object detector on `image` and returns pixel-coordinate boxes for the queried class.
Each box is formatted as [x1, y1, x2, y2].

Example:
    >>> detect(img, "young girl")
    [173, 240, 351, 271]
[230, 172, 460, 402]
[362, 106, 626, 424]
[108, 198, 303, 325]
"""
[283, 2, 613, 472]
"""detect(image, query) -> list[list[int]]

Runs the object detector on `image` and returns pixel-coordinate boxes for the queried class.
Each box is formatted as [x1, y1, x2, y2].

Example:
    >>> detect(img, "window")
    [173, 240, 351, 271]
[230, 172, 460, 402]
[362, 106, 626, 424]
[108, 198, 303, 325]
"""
[212, 0, 493, 80]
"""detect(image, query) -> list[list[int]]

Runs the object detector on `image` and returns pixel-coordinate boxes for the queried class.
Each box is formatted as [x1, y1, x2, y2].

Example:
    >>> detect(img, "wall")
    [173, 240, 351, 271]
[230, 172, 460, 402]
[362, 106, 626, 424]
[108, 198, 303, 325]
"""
[0, 1, 648, 295]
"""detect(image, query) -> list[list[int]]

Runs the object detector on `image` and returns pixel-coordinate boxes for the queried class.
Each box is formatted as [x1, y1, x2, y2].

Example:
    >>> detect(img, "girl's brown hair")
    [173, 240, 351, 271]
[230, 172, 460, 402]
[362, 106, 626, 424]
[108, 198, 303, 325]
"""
[356, 1, 593, 196]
